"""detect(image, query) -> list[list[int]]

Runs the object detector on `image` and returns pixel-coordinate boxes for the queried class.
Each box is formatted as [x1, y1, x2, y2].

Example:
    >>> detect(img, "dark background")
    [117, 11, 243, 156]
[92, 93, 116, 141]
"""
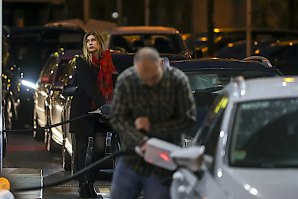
[3, 0, 298, 33]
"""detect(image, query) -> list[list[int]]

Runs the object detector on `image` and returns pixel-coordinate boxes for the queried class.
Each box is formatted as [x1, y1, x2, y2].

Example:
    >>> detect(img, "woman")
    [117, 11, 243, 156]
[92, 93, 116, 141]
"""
[70, 31, 117, 198]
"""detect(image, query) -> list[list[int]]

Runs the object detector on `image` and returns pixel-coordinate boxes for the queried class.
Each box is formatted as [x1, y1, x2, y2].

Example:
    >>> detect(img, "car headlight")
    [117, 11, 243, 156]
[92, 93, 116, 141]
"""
[20, 80, 37, 90]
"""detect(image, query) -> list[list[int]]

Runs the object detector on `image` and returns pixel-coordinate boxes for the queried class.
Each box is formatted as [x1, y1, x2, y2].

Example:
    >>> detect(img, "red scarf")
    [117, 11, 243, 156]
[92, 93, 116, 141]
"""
[91, 50, 117, 103]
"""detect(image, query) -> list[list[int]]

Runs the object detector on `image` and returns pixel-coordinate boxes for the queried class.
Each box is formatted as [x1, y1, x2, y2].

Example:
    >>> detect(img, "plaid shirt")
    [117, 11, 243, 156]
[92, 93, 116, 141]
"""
[110, 65, 196, 176]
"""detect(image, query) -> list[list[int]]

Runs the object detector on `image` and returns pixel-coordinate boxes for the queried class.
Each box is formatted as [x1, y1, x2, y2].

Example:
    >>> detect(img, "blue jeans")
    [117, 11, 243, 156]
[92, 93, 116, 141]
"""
[111, 158, 171, 199]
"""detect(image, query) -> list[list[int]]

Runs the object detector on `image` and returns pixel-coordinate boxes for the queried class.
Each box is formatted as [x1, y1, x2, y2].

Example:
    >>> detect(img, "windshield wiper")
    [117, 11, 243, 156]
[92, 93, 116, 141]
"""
[194, 85, 224, 93]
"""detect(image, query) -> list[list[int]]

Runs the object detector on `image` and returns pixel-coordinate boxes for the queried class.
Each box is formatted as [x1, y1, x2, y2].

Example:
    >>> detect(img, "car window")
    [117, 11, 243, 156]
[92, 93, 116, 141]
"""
[186, 70, 278, 92]
[63, 58, 78, 86]
[40, 56, 58, 83]
[109, 34, 185, 53]
[229, 98, 298, 168]
[54, 60, 71, 85]
[197, 96, 229, 155]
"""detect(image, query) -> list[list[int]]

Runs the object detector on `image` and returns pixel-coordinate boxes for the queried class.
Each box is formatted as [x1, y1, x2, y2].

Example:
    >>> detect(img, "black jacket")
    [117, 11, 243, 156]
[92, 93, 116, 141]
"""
[70, 56, 105, 136]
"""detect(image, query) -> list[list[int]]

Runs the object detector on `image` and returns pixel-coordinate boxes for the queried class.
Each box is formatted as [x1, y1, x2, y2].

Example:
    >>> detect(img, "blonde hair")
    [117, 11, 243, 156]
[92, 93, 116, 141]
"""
[82, 31, 105, 64]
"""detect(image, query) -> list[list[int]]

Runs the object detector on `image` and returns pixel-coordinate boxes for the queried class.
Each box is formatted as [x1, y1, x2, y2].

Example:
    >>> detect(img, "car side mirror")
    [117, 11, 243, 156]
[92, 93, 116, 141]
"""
[171, 145, 205, 171]
[62, 85, 78, 96]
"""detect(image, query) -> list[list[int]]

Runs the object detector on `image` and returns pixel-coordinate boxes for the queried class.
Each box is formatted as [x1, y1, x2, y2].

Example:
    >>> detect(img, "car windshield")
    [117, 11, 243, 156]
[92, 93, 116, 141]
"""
[229, 98, 298, 168]
[109, 34, 185, 53]
[186, 70, 278, 91]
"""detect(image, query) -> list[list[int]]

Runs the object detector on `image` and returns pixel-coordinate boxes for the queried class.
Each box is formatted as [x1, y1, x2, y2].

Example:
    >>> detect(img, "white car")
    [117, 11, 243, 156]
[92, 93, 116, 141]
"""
[190, 76, 298, 199]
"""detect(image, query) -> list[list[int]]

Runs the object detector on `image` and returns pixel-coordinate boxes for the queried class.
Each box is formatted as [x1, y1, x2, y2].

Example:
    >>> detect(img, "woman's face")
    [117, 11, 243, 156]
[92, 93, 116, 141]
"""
[86, 34, 100, 54]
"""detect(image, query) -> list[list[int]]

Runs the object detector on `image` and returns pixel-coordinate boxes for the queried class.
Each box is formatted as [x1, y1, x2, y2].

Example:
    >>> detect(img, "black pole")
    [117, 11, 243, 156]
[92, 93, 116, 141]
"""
[207, 0, 215, 57]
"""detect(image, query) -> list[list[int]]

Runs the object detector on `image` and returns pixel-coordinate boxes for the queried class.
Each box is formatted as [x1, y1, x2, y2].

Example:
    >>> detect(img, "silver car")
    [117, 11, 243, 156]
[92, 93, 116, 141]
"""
[176, 76, 298, 199]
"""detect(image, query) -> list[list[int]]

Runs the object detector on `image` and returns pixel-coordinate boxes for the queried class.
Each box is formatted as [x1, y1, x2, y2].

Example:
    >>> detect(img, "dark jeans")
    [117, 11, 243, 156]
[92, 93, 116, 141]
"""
[111, 158, 171, 199]
[74, 133, 106, 183]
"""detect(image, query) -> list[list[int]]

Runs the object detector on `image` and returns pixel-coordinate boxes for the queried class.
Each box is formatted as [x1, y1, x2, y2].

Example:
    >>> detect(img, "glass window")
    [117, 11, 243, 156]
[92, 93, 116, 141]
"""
[229, 98, 298, 168]
[197, 96, 229, 157]
[40, 56, 58, 83]
[186, 70, 278, 92]
[54, 60, 71, 85]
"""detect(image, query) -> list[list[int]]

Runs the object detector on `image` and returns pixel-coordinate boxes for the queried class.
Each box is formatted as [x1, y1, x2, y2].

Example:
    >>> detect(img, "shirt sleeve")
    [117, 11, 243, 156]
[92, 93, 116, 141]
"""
[151, 74, 197, 138]
[110, 77, 144, 150]
[76, 56, 105, 107]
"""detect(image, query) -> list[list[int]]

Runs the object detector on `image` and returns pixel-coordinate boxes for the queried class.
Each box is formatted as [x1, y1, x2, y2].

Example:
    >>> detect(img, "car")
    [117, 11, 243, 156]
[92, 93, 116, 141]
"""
[186, 28, 298, 58]
[2, 26, 85, 129]
[215, 39, 298, 75]
[189, 76, 298, 199]
[34, 50, 135, 171]
[170, 57, 281, 139]
[105, 26, 192, 58]
[33, 49, 81, 143]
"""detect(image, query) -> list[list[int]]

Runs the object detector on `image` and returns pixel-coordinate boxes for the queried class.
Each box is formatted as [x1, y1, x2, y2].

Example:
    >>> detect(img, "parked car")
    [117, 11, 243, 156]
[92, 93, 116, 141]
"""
[33, 49, 81, 142]
[2, 26, 85, 129]
[105, 26, 191, 58]
[215, 39, 298, 75]
[186, 28, 298, 58]
[170, 57, 281, 139]
[186, 76, 298, 199]
[34, 49, 136, 171]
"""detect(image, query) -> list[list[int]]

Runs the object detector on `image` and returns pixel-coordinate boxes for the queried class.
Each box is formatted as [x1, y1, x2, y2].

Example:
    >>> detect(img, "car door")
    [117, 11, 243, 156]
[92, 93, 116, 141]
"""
[48, 59, 71, 148]
[195, 95, 229, 199]
[33, 55, 58, 138]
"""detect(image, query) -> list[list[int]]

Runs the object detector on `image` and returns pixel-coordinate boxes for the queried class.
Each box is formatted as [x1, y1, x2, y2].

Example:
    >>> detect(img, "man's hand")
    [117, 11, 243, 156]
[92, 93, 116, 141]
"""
[135, 141, 148, 157]
[135, 117, 151, 132]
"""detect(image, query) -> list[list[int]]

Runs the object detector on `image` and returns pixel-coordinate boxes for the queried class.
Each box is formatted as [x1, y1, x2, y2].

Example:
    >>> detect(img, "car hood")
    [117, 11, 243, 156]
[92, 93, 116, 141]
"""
[220, 167, 298, 199]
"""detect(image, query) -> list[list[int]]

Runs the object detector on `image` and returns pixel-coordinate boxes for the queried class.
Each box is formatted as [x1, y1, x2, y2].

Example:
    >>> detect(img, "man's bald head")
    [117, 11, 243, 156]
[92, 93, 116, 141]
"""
[134, 47, 163, 86]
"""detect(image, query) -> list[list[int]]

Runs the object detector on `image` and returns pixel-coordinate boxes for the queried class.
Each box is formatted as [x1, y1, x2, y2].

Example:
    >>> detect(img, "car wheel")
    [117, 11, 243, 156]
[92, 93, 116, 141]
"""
[33, 115, 46, 142]
[62, 144, 71, 171]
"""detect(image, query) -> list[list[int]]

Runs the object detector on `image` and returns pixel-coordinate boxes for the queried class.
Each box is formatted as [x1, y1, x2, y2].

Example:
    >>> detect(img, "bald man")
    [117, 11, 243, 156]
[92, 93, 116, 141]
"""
[110, 47, 196, 199]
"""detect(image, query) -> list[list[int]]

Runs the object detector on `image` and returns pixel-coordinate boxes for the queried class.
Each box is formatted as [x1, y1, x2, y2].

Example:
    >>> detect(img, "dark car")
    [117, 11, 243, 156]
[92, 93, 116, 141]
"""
[186, 28, 298, 58]
[2, 26, 85, 129]
[215, 40, 298, 75]
[170, 57, 282, 139]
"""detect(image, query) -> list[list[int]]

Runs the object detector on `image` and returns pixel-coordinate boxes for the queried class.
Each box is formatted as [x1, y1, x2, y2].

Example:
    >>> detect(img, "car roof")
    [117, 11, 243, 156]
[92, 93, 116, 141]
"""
[170, 58, 279, 73]
[108, 26, 180, 35]
[224, 76, 298, 102]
